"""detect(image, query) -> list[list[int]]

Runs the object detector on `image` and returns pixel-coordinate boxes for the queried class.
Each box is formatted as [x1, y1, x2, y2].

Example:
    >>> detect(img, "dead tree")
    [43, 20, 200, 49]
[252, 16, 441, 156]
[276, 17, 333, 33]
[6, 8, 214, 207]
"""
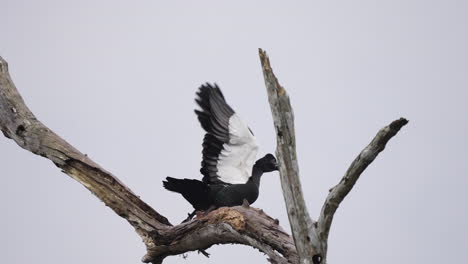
[0, 49, 407, 264]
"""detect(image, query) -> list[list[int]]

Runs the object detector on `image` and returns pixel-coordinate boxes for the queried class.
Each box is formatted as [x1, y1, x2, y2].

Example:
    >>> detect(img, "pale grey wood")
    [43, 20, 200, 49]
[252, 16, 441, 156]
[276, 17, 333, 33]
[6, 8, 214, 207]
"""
[143, 207, 298, 263]
[259, 49, 408, 264]
[0, 56, 171, 235]
[0, 55, 298, 263]
[317, 117, 408, 260]
[1, 53, 407, 264]
[259, 49, 323, 264]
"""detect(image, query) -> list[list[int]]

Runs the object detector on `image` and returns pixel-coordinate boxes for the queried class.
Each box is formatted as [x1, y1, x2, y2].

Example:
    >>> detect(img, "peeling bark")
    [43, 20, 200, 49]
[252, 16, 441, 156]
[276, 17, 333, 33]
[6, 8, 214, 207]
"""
[144, 207, 297, 263]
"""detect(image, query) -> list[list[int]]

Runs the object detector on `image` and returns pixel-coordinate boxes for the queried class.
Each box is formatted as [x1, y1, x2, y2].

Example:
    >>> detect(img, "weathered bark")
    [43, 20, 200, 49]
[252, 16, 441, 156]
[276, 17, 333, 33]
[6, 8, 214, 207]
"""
[0, 52, 407, 264]
[258, 49, 408, 264]
[259, 49, 324, 264]
[0, 55, 297, 263]
[0, 56, 170, 236]
[316, 117, 408, 257]
[144, 206, 298, 263]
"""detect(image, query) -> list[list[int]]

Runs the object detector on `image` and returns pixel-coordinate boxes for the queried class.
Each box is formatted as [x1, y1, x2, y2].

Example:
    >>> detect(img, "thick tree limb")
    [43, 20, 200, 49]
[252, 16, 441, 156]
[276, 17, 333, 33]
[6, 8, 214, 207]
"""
[259, 49, 323, 264]
[1, 52, 407, 263]
[259, 49, 408, 264]
[143, 207, 298, 263]
[0, 55, 298, 263]
[317, 118, 408, 250]
[0, 56, 171, 236]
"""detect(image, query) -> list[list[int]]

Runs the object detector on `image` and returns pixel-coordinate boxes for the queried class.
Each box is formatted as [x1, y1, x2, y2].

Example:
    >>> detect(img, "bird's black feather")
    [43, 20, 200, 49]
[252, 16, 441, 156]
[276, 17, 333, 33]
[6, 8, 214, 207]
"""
[195, 84, 235, 184]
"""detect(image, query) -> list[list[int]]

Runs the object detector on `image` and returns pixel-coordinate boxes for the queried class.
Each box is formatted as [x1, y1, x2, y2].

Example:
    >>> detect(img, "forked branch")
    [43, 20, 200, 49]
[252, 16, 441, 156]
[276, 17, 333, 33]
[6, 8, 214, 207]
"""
[258, 49, 408, 264]
[0, 52, 407, 264]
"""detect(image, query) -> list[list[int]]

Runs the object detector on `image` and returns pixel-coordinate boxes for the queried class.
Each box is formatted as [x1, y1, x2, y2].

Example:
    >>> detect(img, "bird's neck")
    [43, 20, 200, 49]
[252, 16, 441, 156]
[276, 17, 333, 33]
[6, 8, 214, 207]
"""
[249, 163, 264, 188]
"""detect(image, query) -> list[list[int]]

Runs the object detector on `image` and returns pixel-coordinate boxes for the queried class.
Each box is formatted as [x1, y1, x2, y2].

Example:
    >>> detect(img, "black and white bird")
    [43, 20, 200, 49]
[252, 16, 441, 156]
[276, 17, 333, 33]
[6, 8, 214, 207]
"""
[163, 84, 278, 220]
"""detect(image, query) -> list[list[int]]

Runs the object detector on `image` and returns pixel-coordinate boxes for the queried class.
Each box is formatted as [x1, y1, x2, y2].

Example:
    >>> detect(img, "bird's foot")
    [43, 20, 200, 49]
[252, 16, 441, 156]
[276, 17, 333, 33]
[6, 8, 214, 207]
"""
[181, 210, 196, 223]
[198, 249, 210, 258]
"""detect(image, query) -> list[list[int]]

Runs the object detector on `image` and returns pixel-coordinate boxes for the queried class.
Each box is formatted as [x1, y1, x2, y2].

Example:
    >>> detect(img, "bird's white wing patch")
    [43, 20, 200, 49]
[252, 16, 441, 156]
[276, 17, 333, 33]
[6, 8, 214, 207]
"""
[216, 114, 259, 184]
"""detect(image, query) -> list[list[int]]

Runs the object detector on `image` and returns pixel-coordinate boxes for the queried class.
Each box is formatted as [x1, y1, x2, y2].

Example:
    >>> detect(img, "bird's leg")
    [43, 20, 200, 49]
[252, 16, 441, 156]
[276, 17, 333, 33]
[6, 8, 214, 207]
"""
[198, 248, 210, 258]
[181, 210, 196, 223]
[182, 206, 219, 224]
[193, 205, 218, 219]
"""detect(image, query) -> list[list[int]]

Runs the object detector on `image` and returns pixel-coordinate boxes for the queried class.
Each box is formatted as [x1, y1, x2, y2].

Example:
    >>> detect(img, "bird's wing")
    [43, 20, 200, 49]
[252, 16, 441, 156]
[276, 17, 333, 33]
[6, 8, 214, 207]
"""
[195, 83, 259, 185]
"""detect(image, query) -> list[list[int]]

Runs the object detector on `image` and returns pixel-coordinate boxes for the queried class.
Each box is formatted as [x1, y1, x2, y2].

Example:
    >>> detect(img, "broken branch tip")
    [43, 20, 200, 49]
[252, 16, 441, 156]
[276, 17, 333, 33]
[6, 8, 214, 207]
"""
[390, 117, 409, 130]
[0, 56, 9, 73]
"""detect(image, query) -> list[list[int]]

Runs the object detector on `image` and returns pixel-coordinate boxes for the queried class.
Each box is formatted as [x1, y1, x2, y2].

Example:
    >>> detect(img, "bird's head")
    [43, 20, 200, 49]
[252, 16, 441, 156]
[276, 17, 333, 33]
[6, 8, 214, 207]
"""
[256, 153, 279, 173]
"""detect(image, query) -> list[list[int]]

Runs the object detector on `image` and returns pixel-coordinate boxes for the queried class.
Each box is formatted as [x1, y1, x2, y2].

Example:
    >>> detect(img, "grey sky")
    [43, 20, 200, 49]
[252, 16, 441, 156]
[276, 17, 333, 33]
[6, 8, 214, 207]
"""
[1, 0, 467, 263]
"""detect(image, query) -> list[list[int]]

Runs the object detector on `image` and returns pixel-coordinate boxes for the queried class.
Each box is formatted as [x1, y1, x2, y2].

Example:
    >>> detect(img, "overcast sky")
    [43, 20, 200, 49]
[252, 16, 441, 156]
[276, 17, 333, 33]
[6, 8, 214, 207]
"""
[1, 1, 467, 263]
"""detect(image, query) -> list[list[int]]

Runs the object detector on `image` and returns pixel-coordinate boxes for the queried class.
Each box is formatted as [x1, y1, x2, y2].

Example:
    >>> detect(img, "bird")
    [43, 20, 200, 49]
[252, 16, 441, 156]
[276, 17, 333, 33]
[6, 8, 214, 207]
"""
[163, 83, 278, 221]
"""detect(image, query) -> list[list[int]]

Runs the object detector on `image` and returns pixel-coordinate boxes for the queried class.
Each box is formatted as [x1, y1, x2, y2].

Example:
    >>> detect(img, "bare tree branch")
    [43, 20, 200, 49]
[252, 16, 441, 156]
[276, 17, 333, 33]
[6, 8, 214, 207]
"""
[259, 49, 323, 263]
[259, 50, 408, 264]
[143, 206, 298, 264]
[1, 52, 407, 263]
[0, 56, 171, 235]
[0, 55, 298, 263]
[317, 118, 408, 255]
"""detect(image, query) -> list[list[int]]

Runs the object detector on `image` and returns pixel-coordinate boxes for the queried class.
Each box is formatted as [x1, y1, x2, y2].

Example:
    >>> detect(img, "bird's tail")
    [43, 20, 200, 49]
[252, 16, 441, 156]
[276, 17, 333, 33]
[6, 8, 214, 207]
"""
[163, 177, 212, 210]
[163, 177, 190, 193]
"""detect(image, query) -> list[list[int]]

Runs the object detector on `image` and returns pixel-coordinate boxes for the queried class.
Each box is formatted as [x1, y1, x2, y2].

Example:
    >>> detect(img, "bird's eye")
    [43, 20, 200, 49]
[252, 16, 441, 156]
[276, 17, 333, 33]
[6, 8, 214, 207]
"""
[312, 254, 322, 264]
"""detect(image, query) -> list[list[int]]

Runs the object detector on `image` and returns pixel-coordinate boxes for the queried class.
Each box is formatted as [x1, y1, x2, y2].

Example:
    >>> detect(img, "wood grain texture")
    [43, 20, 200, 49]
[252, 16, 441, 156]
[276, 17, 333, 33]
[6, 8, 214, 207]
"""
[0, 56, 171, 235]
[1, 52, 407, 264]
[259, 49, 323, 264]
[317, 118, 408, 258]
[144, 206, 298, 263]
[0, 55, 298, 263]
[258, 49, 408, 264]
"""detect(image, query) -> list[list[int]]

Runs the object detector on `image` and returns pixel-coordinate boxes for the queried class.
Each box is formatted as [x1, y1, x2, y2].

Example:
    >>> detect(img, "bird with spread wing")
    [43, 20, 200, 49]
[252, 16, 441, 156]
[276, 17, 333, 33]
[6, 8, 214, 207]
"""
[163, 84, 278, 221]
